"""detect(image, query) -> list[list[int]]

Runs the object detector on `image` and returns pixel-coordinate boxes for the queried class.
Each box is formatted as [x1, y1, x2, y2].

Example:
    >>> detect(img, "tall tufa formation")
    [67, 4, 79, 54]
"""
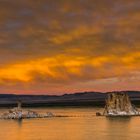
[103, 92, 139, 116]
[17, 100, 22, 109]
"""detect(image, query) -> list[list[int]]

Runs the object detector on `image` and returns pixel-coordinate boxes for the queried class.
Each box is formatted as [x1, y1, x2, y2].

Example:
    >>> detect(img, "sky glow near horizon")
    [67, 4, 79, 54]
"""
[0, 0, 140, 94]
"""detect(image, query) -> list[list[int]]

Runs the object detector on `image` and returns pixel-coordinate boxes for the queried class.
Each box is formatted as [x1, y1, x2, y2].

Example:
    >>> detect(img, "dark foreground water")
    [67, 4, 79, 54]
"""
[0, 107, 140, 140]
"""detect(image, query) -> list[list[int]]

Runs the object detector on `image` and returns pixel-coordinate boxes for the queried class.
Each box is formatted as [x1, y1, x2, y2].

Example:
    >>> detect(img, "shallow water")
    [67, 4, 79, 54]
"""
[0, 107, 140, 140]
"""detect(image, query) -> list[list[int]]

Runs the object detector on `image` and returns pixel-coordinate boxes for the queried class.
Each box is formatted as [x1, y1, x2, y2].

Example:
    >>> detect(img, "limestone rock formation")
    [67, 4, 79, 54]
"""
[103, 92, 140, 116]
[0, 101, 54, 119]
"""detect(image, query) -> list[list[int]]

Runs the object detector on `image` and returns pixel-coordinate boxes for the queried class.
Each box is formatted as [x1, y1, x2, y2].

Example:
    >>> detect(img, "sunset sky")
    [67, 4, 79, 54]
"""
[0, 0, 140, 94]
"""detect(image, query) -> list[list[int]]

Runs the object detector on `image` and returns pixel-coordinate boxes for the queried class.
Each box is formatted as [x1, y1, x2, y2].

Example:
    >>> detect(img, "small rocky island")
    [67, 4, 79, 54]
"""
[97, 92, 140, 117]
[0, 101, 54, 119]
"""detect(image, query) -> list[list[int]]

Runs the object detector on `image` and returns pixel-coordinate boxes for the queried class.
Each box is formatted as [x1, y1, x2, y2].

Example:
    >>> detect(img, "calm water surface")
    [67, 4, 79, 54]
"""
[0, 107, 140, 140]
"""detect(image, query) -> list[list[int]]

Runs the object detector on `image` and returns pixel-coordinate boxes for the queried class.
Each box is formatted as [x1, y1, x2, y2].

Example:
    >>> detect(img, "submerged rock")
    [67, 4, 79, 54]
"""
[103, 92, 140, 116]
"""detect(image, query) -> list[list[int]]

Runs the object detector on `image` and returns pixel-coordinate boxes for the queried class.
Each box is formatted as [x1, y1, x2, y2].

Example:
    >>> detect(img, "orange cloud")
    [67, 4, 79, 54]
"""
[0, 51, 139, 85]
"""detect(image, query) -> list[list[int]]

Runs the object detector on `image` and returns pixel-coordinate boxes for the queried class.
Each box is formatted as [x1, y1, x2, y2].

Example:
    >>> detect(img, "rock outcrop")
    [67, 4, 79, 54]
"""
[0, 101, 54, 119]
[0, 108, 54, 119]
[103, 92, 140, 116]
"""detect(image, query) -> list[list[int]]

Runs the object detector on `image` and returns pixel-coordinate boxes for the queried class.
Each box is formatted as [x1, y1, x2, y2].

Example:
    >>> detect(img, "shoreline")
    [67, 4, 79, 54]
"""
[0, 100, 140, 108]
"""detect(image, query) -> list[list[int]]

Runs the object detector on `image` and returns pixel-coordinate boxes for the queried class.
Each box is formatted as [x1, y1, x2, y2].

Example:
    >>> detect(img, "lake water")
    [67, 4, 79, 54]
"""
[0, 107, 140, 140]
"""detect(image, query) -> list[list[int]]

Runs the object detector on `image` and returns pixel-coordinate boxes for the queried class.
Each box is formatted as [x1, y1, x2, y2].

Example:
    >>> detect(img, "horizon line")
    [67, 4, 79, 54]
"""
[0, 90, 139, 96]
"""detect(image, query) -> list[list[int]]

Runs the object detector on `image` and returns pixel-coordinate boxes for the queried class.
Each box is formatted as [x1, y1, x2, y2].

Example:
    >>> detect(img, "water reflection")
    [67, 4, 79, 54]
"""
[15, 119, 23, 128]
[106, 116, 131, 122]
[103, 117, 132, 140]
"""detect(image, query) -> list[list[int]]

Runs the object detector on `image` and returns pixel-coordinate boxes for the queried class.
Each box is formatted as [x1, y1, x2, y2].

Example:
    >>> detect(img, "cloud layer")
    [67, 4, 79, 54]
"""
[0, 0, 140, 94]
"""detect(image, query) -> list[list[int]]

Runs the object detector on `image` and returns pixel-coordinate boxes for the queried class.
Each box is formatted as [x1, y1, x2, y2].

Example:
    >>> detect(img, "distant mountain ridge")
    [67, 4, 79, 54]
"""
[0, 91, 140, 107]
